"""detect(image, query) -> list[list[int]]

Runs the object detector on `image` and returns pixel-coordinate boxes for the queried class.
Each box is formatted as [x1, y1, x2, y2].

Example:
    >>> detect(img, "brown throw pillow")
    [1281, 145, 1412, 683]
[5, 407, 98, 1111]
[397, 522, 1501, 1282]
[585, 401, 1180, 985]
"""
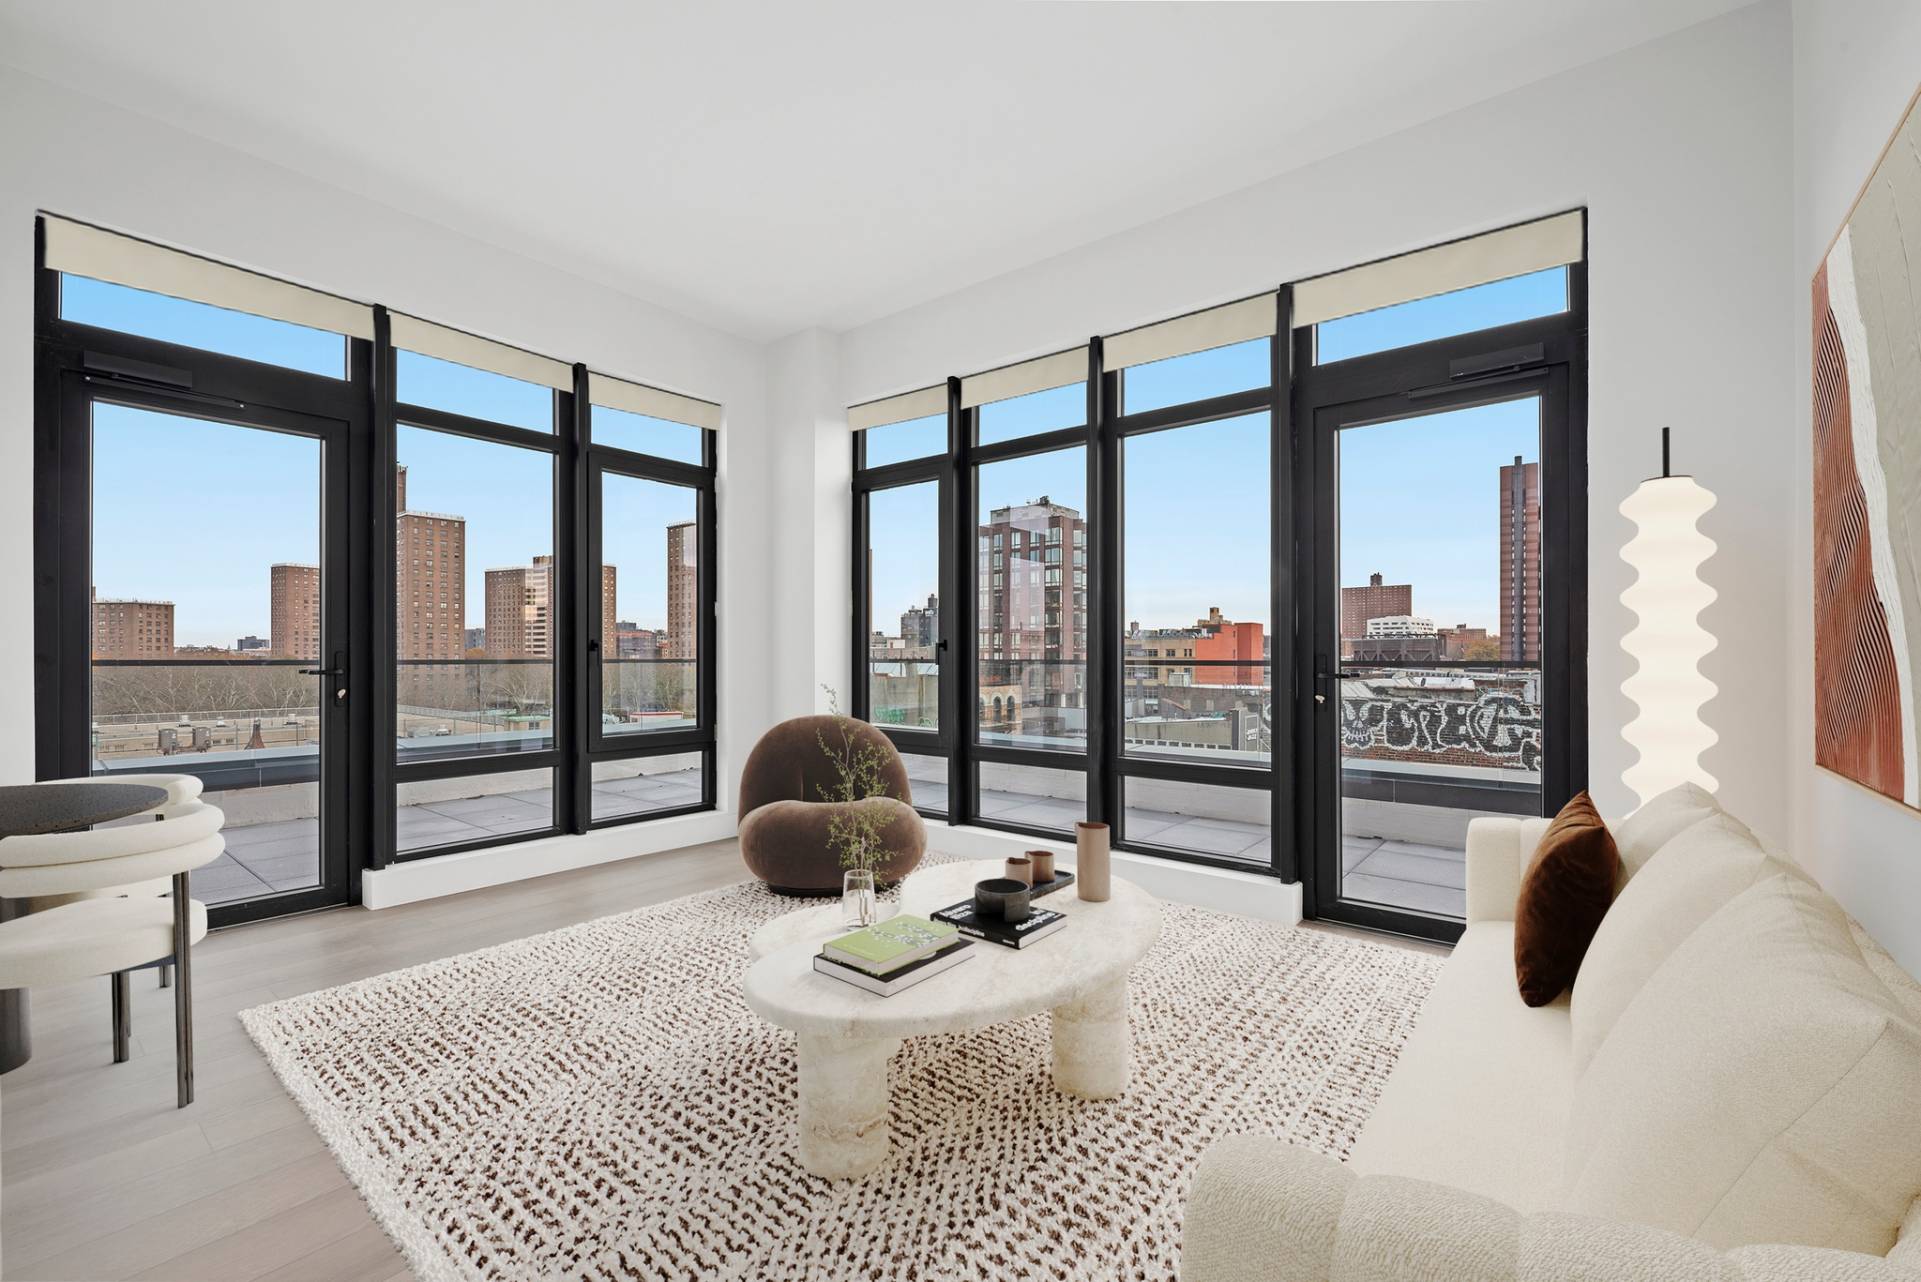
[1514, 790, 1619, 1007]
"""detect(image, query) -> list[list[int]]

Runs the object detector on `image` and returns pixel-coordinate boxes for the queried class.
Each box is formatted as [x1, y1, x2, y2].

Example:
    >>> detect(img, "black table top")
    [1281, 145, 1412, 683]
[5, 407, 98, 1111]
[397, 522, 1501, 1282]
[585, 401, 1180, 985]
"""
[0, 783, 170, 839]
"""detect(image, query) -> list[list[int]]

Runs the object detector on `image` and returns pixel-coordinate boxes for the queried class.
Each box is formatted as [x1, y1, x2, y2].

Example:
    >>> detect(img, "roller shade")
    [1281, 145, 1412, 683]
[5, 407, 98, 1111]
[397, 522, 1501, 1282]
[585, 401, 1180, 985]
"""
[390, 313, 572, 391]
[588, 372, 721, 430]
[960, 346, 1088, 409]
[849, 385, 947, 431]
[43, 214, 375, 340]
[1102, 293, 1278, 372]
[1292, 211, 1584, 329]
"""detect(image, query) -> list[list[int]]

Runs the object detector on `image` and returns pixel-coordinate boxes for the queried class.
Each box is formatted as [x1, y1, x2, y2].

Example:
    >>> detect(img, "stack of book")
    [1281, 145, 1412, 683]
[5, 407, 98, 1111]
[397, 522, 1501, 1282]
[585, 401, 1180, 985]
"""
[813, 915, 974, 996]
[930, 900, 1067, 949]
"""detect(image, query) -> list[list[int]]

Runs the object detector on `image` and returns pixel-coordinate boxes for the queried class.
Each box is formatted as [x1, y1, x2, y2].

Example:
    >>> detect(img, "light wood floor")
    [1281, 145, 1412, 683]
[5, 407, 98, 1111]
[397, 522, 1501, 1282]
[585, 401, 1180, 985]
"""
[0, 842, 1444, 1280]
[0, 840, 746, 1281]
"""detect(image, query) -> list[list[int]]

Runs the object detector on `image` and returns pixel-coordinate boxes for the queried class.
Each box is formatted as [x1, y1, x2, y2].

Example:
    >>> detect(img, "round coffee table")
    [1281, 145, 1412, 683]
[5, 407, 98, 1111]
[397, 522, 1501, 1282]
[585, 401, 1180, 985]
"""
[742, 858, 1161, 1178]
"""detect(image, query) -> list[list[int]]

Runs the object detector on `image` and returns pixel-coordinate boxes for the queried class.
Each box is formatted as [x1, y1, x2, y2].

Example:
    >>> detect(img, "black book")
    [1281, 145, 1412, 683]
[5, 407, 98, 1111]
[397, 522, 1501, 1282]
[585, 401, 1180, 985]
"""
[812, 938, 975, 996]
[929, 899, 1067, 949]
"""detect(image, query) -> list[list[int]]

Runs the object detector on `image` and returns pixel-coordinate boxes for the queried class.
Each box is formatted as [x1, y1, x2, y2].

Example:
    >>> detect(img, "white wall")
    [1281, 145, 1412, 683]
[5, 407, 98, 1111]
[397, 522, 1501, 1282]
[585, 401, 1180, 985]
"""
[0, 65, 778, 876]
[1790, 0, 1921, 972]
[835, 3, 1797, 843]
[764, 329, 852, 722]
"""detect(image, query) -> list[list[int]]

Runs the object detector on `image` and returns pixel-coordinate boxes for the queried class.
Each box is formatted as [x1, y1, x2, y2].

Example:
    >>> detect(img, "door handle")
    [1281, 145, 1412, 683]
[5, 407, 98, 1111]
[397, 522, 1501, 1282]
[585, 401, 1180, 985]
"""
[300, 652, 347, 705]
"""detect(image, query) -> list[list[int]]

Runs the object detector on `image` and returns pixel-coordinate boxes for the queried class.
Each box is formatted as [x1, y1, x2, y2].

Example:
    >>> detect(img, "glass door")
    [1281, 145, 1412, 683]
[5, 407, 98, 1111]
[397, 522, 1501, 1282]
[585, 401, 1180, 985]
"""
[63, 380, 353, 924]
[1307, 381, 1567, 940]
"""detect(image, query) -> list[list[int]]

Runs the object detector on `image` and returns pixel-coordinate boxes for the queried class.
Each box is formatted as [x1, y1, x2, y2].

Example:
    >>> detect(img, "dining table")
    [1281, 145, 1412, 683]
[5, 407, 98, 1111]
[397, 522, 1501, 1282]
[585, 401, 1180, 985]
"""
[0, 781, 169, 1073]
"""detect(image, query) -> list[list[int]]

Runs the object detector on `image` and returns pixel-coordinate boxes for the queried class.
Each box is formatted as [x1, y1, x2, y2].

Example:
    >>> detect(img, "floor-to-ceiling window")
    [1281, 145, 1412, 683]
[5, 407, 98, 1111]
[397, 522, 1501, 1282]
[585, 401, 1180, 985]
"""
[387, 333, 565, 859]
[1296, 220, 1585, 938]
[847, 211, 1587, 943]
[851, 388, 950, 817]
[33, 216, 724, 924]
[583, 377, 719, 825]
[964, 353, 1092, 836]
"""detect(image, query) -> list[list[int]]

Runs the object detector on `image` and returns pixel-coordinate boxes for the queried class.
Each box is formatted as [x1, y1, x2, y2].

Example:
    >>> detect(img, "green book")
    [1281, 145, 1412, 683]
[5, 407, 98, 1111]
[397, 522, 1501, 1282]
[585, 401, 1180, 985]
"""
[822, 915, 960, 975]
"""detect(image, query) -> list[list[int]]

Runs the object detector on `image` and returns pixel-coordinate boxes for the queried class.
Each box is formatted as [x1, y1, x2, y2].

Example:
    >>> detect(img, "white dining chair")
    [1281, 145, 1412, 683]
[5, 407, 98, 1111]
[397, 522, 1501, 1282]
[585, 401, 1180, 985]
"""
[44, 774, 207, 988]
[0, 797, 224, 1107]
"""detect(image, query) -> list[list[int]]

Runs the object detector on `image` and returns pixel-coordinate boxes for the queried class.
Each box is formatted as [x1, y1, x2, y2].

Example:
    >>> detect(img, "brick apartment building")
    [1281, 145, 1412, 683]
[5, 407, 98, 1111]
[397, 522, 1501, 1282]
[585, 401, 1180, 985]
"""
[977, 497, 1086, 739]
[268, 563, 321, 660]
[664, 520, 697, 661]
[1499, 456, 1542, 663]
[1340, 572, 1413, 643]
[91, 595, 174, 659]
[396, 464, 467, 660]
[485, 554, 617, 658]
[1130, 607, 1264, 686]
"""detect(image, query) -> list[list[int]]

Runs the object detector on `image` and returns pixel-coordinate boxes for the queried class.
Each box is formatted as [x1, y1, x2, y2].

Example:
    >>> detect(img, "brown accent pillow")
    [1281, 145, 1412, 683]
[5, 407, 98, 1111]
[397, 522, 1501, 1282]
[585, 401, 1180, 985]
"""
[1514, 790, 1619, 1007]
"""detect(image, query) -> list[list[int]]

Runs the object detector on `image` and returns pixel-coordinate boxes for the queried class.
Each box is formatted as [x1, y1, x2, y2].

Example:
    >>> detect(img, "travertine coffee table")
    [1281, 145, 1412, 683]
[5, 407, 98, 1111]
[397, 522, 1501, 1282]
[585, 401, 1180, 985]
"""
[742, 859, 1162, 1178]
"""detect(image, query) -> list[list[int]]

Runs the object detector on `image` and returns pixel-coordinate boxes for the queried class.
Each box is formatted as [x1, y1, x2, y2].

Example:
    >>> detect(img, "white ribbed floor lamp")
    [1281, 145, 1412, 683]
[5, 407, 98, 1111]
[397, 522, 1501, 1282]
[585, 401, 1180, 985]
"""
[1619, 427, 1719, 807]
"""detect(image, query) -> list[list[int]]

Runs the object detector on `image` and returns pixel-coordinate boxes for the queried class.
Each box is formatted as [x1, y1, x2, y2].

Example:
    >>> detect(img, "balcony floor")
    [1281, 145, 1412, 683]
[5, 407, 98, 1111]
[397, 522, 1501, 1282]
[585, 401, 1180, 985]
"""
[902, 769, 1465, 919]
[1341, 835, 1466, 918]
[198, 768, 705, 907]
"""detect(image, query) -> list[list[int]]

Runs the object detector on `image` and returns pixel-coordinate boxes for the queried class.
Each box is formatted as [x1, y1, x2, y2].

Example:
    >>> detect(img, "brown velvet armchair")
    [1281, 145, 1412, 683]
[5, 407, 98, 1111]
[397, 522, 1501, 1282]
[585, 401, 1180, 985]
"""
[736, 715, 926, 895]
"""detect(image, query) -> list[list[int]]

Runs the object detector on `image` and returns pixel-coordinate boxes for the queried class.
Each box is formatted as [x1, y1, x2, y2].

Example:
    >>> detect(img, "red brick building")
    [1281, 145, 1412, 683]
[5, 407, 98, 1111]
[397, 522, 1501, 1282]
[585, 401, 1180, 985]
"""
[1340, 572, 1413, 644]
[1499, 457, 1541, 663]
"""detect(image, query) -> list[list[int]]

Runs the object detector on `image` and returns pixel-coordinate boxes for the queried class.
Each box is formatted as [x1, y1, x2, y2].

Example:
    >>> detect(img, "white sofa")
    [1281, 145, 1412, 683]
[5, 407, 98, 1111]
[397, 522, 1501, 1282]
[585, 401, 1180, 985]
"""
[1182, 787, 1921, 1281]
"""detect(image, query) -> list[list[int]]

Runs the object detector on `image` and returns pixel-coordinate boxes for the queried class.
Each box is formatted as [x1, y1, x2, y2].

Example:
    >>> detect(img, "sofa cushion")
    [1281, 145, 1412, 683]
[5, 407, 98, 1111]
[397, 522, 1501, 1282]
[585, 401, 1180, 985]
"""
[1563, 874, 1921, 1255]
[1513, 791, 1618, 1007]
[1608, 780, 1721, 891]
[1350, 921, 1571, 1213]
[1569, 811, 1797, 1075]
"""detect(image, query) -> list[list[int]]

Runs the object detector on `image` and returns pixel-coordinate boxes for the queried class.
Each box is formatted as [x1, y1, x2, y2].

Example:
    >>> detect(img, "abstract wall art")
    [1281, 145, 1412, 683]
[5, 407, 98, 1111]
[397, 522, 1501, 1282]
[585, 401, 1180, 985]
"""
[1813, 83, 1921, 812]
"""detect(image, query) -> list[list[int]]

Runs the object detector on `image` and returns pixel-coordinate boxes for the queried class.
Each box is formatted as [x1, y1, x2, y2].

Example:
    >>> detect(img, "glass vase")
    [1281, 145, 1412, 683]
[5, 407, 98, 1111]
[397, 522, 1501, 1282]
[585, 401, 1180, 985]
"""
[841, 868, 878, 928]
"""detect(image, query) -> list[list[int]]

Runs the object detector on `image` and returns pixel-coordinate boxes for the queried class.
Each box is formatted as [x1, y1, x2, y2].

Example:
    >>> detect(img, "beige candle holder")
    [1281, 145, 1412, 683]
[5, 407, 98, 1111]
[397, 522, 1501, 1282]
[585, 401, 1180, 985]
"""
[1075, 822, 1110, 902]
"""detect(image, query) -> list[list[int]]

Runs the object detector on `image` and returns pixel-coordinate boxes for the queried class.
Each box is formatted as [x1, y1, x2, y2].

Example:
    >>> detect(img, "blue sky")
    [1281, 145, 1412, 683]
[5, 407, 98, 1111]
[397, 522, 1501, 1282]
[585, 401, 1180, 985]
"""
[76, 265, 1563, 646]
[74, 277, 705, 642]
[93, 404, 321, 646]
[867, 268, 1562, 635]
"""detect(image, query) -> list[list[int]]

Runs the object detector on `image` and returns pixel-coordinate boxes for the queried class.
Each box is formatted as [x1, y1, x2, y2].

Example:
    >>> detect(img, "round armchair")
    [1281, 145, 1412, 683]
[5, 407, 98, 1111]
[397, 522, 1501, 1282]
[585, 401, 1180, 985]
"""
[737, 715, 926, 895]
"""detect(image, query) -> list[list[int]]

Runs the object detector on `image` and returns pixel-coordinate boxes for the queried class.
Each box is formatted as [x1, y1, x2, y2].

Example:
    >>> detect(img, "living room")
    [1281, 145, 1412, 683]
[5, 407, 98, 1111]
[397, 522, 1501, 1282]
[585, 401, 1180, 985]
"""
[0, 1, 1917, 1279]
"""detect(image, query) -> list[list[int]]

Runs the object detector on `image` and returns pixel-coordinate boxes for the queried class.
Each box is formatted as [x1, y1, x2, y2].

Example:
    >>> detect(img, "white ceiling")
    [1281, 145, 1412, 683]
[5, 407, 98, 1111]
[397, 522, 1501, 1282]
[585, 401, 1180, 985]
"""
[1, 0, 1752, 342]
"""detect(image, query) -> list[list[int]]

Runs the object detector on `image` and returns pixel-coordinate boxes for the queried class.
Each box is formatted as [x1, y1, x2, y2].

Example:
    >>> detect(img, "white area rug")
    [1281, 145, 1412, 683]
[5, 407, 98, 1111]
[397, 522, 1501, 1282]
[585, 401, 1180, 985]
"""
[241, 871, 1443, 1281]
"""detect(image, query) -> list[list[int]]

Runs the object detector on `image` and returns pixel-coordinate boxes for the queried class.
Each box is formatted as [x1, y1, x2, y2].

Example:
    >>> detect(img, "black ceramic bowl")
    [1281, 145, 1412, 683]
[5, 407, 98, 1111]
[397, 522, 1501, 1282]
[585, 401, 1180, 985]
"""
[973, 877, 1032, 923]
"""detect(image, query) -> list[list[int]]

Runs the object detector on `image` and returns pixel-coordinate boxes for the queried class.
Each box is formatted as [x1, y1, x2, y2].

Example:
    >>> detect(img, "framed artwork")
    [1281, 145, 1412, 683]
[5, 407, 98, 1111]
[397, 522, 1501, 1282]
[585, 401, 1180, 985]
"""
[1813, 82, 1921, 811]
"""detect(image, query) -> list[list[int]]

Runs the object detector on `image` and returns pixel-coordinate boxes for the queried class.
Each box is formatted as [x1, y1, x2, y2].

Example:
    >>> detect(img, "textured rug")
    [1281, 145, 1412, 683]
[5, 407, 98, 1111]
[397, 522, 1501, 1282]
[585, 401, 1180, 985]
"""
[241, 871, 1443, 1282]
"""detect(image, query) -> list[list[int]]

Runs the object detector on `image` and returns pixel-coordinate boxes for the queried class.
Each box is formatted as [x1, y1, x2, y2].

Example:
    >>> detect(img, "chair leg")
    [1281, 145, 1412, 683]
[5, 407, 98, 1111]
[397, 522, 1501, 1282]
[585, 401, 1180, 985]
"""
[158, 963, 171, 989]
[111, 970, 131, 1064]
[171, 873, 193, 1109]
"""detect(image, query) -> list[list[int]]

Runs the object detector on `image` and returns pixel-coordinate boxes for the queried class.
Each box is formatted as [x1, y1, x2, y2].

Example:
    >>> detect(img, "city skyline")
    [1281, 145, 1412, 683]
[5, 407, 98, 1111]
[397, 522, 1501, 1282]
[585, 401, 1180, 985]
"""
[91, 266, 1552, 648]
[870, 297, 1549, 642]
[872, 399, 1540, 643]
[94, 413, 693, 651]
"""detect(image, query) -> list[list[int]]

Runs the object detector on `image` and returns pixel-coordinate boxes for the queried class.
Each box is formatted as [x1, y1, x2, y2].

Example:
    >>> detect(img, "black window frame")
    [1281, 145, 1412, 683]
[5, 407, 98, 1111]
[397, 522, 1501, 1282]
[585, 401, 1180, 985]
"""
[578, 376, 719, 830]
[1294, 257, 1588, 942]
[30, 217, 723, 921]
[963, 379, 1096, 845]
[847, 211, 1590, 943]
[382, 325, 571, 865]
[851, 394, 954, 818]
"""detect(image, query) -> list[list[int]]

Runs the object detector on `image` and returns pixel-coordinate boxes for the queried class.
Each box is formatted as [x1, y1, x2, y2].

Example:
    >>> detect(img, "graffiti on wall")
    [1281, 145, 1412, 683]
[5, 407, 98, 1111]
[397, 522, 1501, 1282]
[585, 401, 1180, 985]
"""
[1340, 689, 1542, 773]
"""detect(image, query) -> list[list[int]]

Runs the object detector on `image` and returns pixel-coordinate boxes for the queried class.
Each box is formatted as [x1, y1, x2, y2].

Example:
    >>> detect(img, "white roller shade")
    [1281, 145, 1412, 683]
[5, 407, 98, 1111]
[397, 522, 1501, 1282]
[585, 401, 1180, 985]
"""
[390, 313, 572, 391]
[1103, 293, 1277, 373]
[1293, 211, 1584, 328]
[588, 372, 721, 430]
[848, 385, 947, 431]
[961, 346, 1089, 409]
[43, 215, 375, 340]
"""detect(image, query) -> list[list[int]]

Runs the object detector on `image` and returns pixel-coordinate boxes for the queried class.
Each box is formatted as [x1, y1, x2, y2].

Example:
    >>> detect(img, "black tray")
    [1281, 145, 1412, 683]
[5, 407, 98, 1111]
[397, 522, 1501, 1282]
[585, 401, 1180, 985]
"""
[1029, 869, 1076, 898]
